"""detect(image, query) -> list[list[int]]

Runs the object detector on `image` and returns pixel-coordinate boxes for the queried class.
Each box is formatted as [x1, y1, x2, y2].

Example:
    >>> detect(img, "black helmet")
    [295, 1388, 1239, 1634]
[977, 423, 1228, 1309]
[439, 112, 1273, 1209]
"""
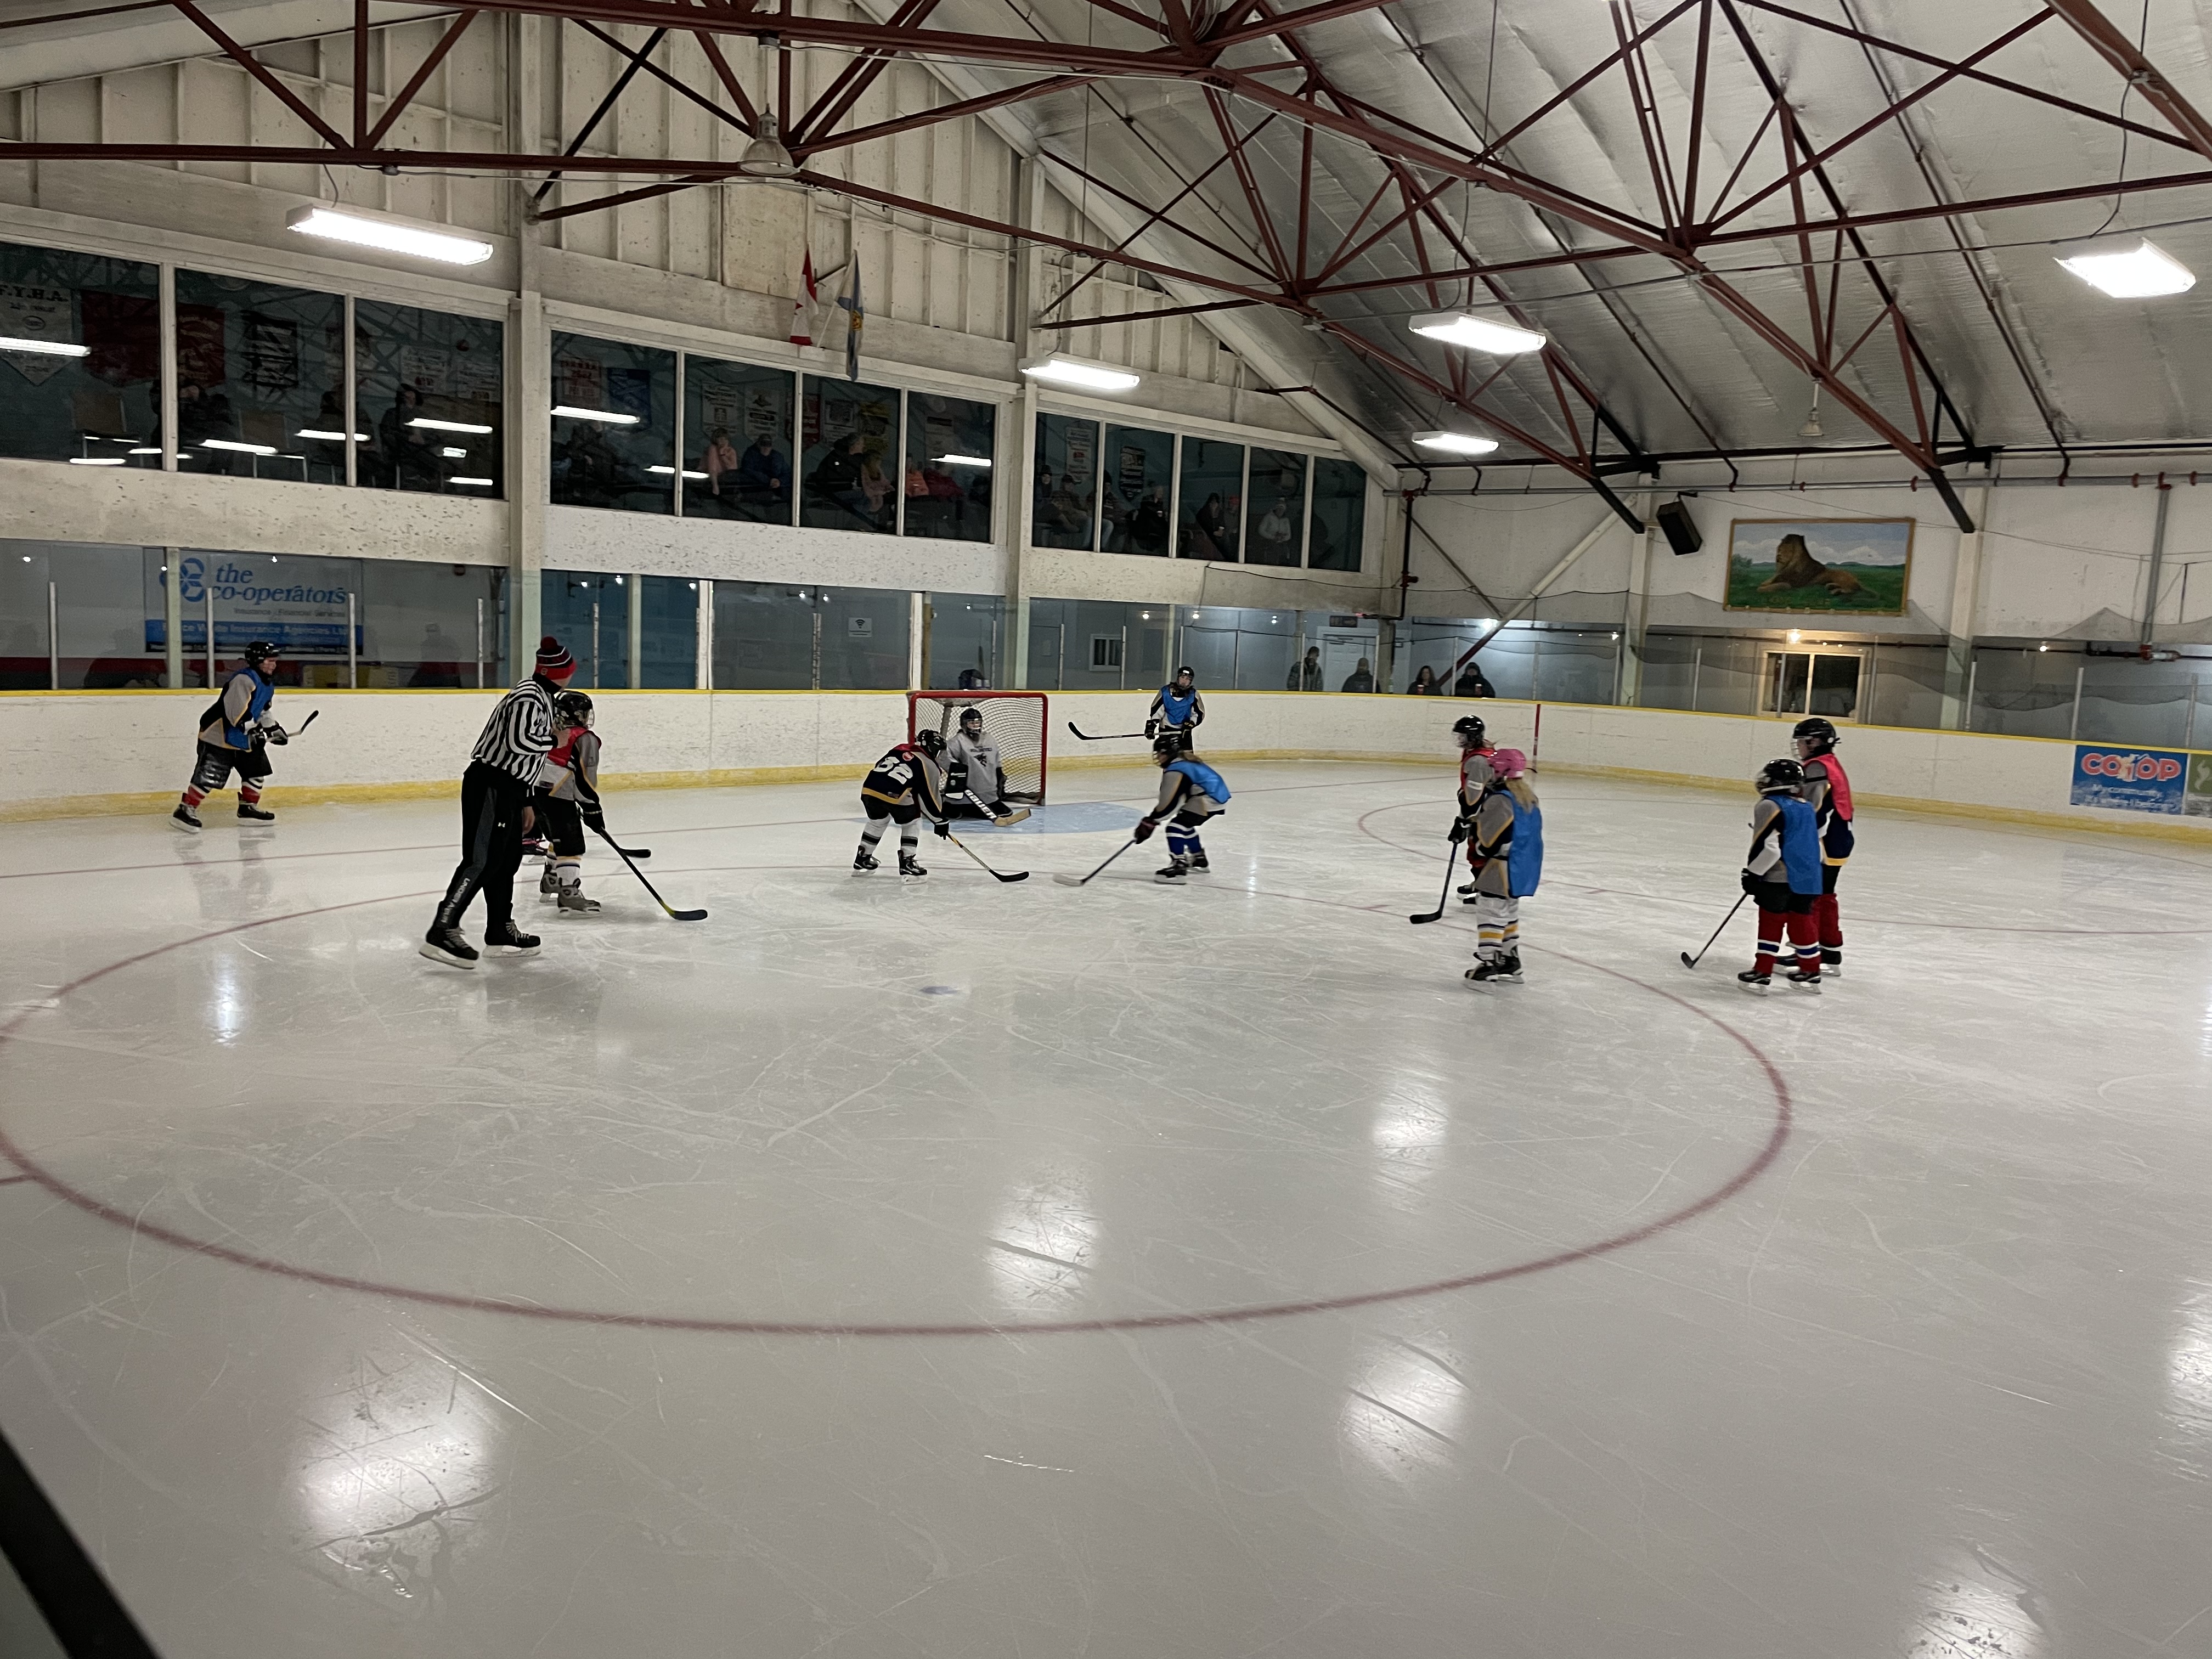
[1152, 734, 1181, 763]
[958, 706, 984, 730]
[915, 729, 947, 759]
[1452, 714, 1487, 749]
[1172, 665, 1194, 682]
[554, 690, 594, 729]
[242, 640, 279, 663]
[1757, 757, 1805, 792]
[1792, 716, 1838, 752]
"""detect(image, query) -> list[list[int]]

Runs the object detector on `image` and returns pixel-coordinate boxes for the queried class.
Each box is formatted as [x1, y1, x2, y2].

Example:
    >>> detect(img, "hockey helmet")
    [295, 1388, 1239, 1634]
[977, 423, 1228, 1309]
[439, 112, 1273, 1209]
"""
[1172, 665, 1195, 685]
[915, 728, 947, 759]
[1791, 715, 1838, 754]
[554, 690, 595, 730]
[242, 639, 280, 665]
[1452, 714, 1488, 750]
[1151, 733, 1182, 764]
[1757, 757, 1805, 792]
[958, 706, 985, 732]
[1488, 747, 1529, 781]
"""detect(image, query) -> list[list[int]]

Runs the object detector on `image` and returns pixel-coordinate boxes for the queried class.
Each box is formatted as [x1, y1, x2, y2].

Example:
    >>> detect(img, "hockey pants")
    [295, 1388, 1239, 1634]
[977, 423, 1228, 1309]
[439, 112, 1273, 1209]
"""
[435, 761, 529, 933]
[859, 798, 923, 857]
[182, 740, 272, 809]
[1472, 893, 1519, 962]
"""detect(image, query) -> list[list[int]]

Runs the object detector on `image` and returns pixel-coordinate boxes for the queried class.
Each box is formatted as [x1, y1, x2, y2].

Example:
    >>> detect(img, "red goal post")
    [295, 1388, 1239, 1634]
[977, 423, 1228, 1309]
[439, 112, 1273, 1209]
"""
[908, 691, 1049, 805]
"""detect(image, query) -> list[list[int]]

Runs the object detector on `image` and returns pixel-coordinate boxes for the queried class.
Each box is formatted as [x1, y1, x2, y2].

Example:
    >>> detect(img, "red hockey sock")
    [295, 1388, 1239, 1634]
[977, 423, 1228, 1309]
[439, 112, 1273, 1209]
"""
[1787, 910, 1822, 974]
[1754, 909, 1785, 976]
[182, 787, 207, 808]
[1814, 893, 1842, 951]
[239, 782, 262, 805]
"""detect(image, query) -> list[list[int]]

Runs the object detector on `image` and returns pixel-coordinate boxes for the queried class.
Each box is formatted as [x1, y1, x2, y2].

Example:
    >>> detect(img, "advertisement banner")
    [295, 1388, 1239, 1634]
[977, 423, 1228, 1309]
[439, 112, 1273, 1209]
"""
[145, 552, 356, 652]
[2072, 744, 2188, 814]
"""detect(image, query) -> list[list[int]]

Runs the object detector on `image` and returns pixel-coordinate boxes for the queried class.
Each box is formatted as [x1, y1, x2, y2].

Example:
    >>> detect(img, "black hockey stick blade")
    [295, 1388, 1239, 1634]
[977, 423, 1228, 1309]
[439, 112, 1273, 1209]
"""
[1408, 839, 1462, 924]
[295, 709, 319, 733]
[1066, 723, 1150, 742]
[589, 821, 706, 920]
[618, 846, 650, 859]
[944, 830, 1029, 883]
[1680, 892, 1752, 969]
[1054, 836, 1138, 887]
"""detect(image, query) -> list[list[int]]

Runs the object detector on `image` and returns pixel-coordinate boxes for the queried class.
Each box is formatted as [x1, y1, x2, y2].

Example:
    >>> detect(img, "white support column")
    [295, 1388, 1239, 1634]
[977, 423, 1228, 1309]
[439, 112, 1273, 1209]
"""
[162, 547, 182, 687]
[1004, 154, 1044, 690]
[908, 591, 926, 688]
[506, 12, 546, 678]
[1940, 461, 1999, 730]
[628, 573, 644, 689]
[1620, 492, 1657, 707]
[696, 579, 714, 689]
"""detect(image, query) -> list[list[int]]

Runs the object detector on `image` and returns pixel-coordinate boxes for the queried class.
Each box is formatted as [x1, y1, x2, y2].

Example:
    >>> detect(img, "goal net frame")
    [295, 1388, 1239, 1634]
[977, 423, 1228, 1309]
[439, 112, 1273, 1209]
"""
[908, 690, 1049, 806]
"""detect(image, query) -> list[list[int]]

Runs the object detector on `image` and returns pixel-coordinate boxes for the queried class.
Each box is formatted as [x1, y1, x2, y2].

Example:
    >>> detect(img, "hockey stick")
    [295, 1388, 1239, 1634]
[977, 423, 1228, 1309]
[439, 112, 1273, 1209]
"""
[588, 820, 706, 921]
[1680, 894, 1751, 969]
[1066, 722, 1150, 742]
[941, 828, 1029, 883]
[1053, 836, 1138, 887]
[1408, 838, 1462, 924]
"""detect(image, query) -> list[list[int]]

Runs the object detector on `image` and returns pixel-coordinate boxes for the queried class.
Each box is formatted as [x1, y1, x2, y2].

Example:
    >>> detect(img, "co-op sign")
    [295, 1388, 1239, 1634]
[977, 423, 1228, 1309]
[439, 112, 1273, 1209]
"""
[151, 554, 354, 651]
[2070, 744, 2202, 815]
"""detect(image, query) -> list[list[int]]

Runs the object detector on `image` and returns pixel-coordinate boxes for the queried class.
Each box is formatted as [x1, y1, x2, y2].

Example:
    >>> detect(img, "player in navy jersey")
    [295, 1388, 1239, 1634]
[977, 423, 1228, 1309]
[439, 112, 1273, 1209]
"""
[1135, 734, 1229, 882]
[1792, 716, 1855, 975]
[855, 729, 951, 881]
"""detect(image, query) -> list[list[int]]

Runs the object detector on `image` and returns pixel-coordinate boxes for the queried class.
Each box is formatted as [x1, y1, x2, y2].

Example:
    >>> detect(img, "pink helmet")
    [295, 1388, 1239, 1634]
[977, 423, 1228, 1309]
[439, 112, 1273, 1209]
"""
[1488, 747, 1529, 779]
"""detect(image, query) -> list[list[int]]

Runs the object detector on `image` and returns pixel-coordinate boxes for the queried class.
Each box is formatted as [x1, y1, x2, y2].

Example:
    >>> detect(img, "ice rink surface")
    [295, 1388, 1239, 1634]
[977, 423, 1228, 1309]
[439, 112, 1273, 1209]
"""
[3, 759, 2211, 1659]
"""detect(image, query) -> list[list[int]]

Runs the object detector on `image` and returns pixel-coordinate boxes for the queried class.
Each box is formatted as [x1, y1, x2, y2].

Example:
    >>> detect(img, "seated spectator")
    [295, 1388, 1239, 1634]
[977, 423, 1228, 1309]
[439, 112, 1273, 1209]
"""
[1454, 658, 1497, 697]
[1340, 657, 1375, 693]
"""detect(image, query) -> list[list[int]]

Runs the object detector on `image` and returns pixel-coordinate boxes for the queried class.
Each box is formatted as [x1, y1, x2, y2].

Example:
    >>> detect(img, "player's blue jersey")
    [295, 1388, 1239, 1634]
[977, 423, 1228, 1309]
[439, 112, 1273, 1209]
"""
[1166, 758, 1229, 804]
[1156, 686, 1199, 727]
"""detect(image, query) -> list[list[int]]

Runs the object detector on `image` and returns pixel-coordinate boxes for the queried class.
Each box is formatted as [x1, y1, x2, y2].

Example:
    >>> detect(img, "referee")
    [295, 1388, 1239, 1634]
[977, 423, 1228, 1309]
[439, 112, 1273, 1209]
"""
[421, 636, 575, 969]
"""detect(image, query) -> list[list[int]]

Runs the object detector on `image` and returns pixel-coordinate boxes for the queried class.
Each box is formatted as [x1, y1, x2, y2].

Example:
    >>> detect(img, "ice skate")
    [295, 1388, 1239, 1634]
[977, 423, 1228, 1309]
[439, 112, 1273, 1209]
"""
[1457, 881, 1478, 896]
[1154, 857, 1189, 884]
[170, 804, 202, 834]
[1491, 952, 1525, 985]
[1784, 968, 1823, 994]
[1188, 851, 1210, 873]
[1821, 950, 1843, 978]
[484, 921, 541, 956]
[853, 849, 879, 876]
[236, 802, 275, 823]
[899, 853, 928, 883]
[419, 926, 479, 970]
[1465, 957, 1508, 987]
[1736, 970, 1770, 996]
[540, 865, 560, 897]
[556, 889, 601, 915]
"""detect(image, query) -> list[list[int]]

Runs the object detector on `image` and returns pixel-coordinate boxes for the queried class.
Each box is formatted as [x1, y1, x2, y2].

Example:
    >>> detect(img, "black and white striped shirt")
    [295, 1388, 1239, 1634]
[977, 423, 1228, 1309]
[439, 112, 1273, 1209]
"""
[470, 674, 556, 785]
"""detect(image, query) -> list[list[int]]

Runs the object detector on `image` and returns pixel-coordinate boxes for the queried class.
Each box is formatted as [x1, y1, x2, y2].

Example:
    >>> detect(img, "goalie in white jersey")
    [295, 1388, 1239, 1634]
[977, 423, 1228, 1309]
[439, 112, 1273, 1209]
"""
[944, 706, 1030, 826]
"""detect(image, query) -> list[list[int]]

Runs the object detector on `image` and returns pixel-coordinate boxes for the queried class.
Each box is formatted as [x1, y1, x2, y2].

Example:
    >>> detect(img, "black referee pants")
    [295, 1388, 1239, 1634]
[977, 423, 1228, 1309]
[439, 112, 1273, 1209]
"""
[433, 761, 529, 935]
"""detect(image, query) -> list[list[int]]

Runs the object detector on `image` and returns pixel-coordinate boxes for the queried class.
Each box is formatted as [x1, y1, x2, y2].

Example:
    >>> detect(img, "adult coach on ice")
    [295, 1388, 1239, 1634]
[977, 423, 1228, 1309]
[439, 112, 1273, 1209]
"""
[421, 636, 576, 969]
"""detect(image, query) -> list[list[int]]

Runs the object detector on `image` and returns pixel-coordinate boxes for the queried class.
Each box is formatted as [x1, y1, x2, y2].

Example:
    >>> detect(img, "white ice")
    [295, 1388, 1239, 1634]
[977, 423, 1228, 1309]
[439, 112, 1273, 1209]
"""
[2, 761, 2210, 1659]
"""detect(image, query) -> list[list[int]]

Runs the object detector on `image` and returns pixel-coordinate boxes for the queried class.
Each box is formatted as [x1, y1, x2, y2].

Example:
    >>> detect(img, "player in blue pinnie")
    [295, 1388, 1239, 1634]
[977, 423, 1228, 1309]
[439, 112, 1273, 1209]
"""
[1738, 757, 1825, 995]
[1134, 733, 1229, 883]
[1147, 665, 1205, 753]
[1461, 747, 1542, 986]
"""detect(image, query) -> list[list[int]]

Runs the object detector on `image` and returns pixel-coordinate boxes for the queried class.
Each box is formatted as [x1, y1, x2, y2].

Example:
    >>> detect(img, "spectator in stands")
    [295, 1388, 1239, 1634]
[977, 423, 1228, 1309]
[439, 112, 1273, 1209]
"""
[1341, 657, 1375, 693]
[1408, 664, 1440, 695]
[1454, 657, 1497, 697]
[1285, 646, 1324, 691]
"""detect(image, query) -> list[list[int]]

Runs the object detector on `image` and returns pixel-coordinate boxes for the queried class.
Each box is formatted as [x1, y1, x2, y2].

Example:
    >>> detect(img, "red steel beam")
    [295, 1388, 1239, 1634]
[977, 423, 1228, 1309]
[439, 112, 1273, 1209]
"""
[2042, 0, 2212, 166]
[365, 9, 479, 148]
[792, 0, 945, 145]
[796, 74, 1088, 157]
[171, 0, 348, 148]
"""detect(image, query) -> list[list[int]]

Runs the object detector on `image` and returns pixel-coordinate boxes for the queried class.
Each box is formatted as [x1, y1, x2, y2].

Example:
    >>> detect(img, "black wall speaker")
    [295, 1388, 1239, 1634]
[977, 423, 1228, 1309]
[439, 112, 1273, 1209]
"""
[1655, 499, 1703, 556]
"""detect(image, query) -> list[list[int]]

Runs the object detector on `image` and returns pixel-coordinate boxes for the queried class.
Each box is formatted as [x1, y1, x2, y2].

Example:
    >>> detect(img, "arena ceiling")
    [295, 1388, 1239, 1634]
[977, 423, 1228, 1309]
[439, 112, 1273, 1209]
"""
[7, 0, 2212, 528]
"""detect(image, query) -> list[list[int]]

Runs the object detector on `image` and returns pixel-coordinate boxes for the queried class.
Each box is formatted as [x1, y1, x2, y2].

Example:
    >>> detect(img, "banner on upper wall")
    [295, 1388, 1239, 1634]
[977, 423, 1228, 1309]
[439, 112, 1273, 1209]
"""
[144, 552, 356, 652]
[2072, 744, 2193, 814]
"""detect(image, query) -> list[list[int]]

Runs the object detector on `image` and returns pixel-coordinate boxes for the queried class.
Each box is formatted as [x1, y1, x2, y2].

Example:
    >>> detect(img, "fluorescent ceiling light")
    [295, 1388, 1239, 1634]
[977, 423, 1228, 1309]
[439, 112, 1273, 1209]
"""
[0, 335, 90, 357]
[2055, 238, 2196, 298]
[1020, 355, 1140, 392]
[1412, 430, 1500, 456]
[286, 204, 494, 266]
[450, 476, 494, 486]
[1408, 311, 1548, 354]
[441, 447, 467, 458]
[129, 447, 161, 455]
[647, 465, 710, 478]
[69, 456, 126, 465]
[201, 438, 277, 455]
[409, 416, 494, 434]
[297, 428, 367, 442]
[933, 453, 992, 467]
[552, 405, 640, 425]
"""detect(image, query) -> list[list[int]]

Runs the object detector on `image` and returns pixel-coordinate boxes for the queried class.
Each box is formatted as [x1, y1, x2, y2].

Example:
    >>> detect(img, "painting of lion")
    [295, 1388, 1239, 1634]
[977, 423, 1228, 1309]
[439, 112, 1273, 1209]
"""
[1725, 518, 1912, 615]
[1758, 533, 1864, 597]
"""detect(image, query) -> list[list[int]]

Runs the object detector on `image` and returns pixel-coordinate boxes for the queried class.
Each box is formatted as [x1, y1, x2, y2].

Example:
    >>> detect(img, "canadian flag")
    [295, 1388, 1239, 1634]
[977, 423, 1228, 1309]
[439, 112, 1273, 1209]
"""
[789, 251, 819, 347]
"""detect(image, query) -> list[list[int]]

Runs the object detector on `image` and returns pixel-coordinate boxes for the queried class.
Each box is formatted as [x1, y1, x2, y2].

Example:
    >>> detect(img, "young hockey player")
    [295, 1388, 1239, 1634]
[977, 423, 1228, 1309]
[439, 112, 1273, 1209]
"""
[1135, 733, 1230, 883]
[1451, 714, 1496, 900]
[1146, 665, 1205, 753]
[421, 636, 572, 969]
[943, 706, 1030, 825]
[856, 727, 951, 881]
[1462, 747, 1542, 986]
[535, 690, 606, 915]
[1739, 757, 1824, 995]
[1792, 715, 1854, 977]
[171, 640, 287, 832]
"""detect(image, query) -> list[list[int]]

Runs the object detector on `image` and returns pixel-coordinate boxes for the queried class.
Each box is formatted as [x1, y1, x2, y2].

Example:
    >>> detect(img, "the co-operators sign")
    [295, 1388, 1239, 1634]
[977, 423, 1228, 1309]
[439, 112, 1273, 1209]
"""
[2072, 745, 2189, 814]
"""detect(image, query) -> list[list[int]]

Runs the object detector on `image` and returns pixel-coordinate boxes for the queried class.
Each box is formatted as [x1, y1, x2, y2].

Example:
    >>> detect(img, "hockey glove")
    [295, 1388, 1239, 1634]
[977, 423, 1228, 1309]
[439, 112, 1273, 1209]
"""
[259, 721, 288, 746]
[1143, 720, 1159, 740]
[1132, 818, 1157, 843]
[1447, 816, 1469, 844]
[932, 819, 951, 838]
[1740, 870, 1763, 898]
[583, 810, 608, 838]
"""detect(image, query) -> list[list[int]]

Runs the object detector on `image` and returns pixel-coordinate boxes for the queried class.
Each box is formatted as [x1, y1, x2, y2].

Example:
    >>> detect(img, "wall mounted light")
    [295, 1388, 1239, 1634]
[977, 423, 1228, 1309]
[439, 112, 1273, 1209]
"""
[552, 405, 639, 425]
[410, 417, 494, 435]
[1, 335, 90, 357]
[1020, 355, 1140, 392]
[286, 205, 494, 266]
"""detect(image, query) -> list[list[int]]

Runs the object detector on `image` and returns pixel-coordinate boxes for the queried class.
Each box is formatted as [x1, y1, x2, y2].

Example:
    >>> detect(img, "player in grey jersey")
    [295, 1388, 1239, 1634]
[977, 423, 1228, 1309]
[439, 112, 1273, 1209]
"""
[944, 706, 1030, 825]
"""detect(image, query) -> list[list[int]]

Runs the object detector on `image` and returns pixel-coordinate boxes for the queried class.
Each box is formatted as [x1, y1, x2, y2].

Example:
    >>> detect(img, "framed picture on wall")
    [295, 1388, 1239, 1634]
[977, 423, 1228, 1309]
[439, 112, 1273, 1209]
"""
[1724, 518, 1914, 616]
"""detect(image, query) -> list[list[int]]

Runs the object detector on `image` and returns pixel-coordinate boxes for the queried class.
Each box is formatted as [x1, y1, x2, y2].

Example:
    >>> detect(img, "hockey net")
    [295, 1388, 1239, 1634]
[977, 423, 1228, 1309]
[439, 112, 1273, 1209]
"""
[909, 691, 1048, 805]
